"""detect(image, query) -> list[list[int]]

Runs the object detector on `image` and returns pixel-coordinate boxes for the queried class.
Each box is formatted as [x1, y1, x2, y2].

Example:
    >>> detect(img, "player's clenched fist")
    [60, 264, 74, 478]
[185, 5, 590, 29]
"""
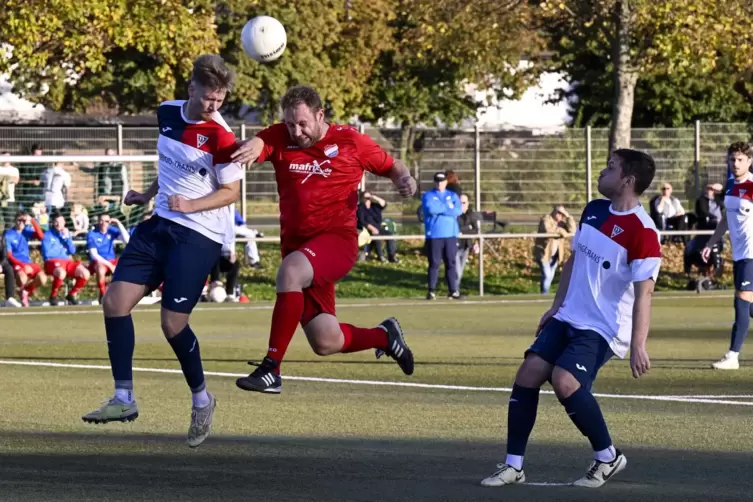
[168, 195, 193, 213]
[124, 190, 150, 206]
[395, 175, 417, 197]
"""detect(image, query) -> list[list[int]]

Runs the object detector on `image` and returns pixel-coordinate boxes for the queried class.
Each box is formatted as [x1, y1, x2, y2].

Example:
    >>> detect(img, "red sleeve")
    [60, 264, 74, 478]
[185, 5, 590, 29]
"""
[355, 131, 395, 175]
[7, 251, 22, 267]
[255, 123, 287, 163]
[30, 218, 44, 240]
[212, 127, 238, 166]
[627, 227, 662, 263]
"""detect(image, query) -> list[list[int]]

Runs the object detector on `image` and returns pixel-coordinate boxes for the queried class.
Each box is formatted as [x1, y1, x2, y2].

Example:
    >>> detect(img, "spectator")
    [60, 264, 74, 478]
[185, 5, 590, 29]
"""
[422, 172, 462, 300]
[0, 231, 21, 307]
[71, 203, 90, 237]
[696, 182, 725, 230]
[17, 144, 45, 208]
[533, 205, 576, 294]
[0, 151, 20, 229]
[457, 193, 480, 290]
[31, 202, 50, 230]
[357, 191, 398, 263]
[96, 148, 129, 205]
[209, 242, 241, 302]
[232, 209, 262, 269]
[5, 211, 47, 307]
[87, 213, 129, 303]
[41, 162, 72, 211]
[651, 182, 688, 237]
[446, 170, 462, 196]
[42, 213, 90, 305]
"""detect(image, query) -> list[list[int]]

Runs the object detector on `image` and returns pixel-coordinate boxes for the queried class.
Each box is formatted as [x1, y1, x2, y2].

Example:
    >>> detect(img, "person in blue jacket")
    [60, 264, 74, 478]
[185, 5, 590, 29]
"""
[422, 172, 462, 300]
[42, 213, 91, 305]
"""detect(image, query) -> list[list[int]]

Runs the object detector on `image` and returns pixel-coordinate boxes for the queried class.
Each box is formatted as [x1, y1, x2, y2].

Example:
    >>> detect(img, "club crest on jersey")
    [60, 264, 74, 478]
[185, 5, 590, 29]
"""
[610, 225, 624, 239]
[197, 134, 209, 149]
[741, 189, 747, 197]
[323, 144, 339, 158]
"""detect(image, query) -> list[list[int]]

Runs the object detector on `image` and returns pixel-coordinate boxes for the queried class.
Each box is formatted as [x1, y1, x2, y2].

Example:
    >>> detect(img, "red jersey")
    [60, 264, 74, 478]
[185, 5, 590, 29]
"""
[256, 123, 395, 245]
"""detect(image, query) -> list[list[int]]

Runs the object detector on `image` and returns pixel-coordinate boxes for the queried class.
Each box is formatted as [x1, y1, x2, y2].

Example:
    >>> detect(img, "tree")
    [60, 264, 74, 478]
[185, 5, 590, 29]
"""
[540, 0, 750, 151]
[0, 0, 219, 113]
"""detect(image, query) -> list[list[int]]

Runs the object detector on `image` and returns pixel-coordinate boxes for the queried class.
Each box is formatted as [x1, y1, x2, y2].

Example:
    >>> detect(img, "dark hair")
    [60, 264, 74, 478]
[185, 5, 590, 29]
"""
[612, 148, 656, 196]
[29, 144, 42, 153]
[445, 170, 459, 185]
[190, 54, 235, 92]
[98, 212, 110, 219]
[728, 142, 753, 158]
[280, 85, 323, 113]
[15, 210, 27, 219]
[51, 211, 64, 220]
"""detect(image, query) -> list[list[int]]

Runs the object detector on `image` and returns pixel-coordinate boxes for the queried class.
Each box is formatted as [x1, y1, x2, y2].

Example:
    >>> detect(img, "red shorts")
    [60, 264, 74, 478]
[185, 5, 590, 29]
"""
[44, 259, 82, 277]
[282, 231, 358, 326]
[13, 262, 41, 278]
[89, 258, 118, 275]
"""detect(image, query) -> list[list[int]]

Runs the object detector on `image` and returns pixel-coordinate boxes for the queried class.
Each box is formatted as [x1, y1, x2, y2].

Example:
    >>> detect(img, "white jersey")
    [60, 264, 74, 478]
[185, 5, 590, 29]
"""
[42, 165, 71, 208]
[153, 100, 244, 246]
[724, 174, 753, 262]
[555, 199, 662, 358]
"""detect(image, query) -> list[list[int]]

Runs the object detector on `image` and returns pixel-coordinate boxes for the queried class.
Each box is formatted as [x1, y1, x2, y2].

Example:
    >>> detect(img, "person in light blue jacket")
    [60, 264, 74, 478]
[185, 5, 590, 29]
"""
[422, 172, 462, 300]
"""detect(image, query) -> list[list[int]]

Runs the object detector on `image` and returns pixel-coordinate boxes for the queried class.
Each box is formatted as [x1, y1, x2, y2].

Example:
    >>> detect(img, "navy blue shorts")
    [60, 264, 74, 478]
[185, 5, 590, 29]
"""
[113, 215, 222, 314]
[526, 318, 614, 391]
[733, 259, 753, 291]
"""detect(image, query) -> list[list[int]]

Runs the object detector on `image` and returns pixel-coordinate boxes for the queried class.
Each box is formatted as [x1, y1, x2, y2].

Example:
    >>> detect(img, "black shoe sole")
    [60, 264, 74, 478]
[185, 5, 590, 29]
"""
[235, 378, 282, 394]
[381, 317, 415, 376]
[82, 412, 139, 424]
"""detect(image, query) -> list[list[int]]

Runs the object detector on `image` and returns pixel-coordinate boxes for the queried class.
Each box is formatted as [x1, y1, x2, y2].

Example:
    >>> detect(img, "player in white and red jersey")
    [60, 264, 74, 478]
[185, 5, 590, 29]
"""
[83, 55, 244, 448]
[703, 142, 753, 370]
[230, 85, 417, 394]
[480, 149, 660, 489]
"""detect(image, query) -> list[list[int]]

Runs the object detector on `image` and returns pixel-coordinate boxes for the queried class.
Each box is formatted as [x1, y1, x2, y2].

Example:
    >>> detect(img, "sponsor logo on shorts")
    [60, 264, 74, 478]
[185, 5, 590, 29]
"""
[303, 247, 316, 257]
[174, 297, 188, 303]
[576, 363, 587, 372]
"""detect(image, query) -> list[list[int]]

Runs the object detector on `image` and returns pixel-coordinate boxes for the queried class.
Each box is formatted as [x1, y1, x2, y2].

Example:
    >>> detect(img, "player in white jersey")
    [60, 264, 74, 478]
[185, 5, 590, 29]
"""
[703, 142, 753, 370]
[82, 55, 244, 448]
[480, 149, 661, 489]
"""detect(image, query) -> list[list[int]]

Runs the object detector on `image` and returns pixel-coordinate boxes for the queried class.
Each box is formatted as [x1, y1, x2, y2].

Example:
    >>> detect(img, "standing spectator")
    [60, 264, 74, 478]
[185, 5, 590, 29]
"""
[42, 213, 91, 305]
[5, 211, 47, 307]
[446, 170, 462, 196]
[422, 172, 462, 300]
[209, 242, 241, 302]
[457, 194, 480, 290]
[87, 213, 130, 303]
[17, 144, 45, 208]
[41, 162, 72, 211]
[533, 205, 576, 294]
[695, 182, 724, 230]
[96, 148, 129, 206]
[357, 191, 398, 263]
[0, 152, 20, 230]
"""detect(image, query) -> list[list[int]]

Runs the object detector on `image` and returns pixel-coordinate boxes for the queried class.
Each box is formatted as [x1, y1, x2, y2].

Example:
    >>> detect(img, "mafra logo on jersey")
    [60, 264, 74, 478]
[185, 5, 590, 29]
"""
[197, 134, 209, 149]
[323, 144, 339, 158]
[289, 159, 333, 184]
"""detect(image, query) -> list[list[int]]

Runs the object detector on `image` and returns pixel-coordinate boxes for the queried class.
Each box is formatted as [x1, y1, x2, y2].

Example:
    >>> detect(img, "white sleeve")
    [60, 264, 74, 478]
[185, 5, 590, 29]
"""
[216, 161, 244, 185]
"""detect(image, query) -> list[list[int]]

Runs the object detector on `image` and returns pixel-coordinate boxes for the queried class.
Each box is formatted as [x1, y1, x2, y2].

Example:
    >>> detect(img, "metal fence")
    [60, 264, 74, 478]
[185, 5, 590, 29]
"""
[0, 122, 750, 220]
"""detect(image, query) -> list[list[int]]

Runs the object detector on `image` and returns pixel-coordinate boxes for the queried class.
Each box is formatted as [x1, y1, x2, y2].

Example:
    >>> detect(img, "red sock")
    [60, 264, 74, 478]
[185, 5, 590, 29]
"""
[51, 277, 63, 297]
[70, 276, 88, 296]
[266, 291, 304, 370]
[98, 281, 107, 295]
[340, 324, 388, 353]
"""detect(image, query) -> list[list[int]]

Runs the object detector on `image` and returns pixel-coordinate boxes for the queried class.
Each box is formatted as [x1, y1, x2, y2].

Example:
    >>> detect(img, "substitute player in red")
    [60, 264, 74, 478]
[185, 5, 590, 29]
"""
[232, 85, 417, 394]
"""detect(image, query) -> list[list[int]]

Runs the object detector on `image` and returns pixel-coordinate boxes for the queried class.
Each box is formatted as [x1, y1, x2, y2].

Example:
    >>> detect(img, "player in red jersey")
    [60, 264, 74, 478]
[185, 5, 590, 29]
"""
[233, 85, 417, 394]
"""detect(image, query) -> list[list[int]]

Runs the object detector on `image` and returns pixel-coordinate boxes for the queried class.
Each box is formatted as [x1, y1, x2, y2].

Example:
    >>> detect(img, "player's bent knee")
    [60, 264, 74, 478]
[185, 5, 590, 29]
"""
[303, 315, 342, 356]
[515, 353, 553, 388]
[53, 268, 66, 279]
[551, 366, 581, 401]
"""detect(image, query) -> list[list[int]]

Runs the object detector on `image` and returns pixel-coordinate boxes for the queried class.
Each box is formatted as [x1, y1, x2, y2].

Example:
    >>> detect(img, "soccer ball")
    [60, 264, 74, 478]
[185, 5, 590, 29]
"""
[241, 16, 287, 63]
[209, 285, 227, 303]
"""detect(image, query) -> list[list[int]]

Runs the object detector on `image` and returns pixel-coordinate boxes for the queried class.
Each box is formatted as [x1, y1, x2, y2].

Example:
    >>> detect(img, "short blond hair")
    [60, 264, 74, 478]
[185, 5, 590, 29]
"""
[191, 54, 235, 92]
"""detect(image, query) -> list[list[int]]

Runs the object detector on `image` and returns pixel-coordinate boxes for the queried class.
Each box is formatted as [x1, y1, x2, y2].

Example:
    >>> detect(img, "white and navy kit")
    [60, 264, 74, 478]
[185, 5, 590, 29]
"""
[114, 101, 244, 313]
[529, 199, 662, 387]
[724, 174, 753, 291]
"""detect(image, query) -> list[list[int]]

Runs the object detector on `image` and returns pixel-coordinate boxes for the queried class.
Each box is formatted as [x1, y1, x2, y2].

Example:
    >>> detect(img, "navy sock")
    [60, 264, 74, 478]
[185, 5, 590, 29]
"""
[562, 387, 612, 451]
[105, 315, 135, 390]
[167, 325, 206, 392]
[731, 297, 751, 352]
[506, 384, 540, 456]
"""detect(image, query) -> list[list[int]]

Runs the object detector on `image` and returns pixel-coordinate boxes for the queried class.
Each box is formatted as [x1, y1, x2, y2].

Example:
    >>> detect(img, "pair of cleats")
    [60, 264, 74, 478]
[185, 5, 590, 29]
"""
[480, 450, 627, 489]
[236, 317, 413, 394]
[81, 393, 217, 448]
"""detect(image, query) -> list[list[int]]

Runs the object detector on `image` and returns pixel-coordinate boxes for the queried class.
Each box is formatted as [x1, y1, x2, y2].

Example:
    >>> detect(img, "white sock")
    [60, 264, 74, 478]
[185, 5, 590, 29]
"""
[727, 350, 740, 359]
[192, 389, 210, 408]
[594, 445, 617, 463]
[114, 388, 134, 404]
[505, 454, 523, 470]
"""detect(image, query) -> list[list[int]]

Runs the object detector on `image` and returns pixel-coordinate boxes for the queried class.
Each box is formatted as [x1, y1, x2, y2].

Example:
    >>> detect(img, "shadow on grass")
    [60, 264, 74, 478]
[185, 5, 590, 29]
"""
[1, 432, 751, 501]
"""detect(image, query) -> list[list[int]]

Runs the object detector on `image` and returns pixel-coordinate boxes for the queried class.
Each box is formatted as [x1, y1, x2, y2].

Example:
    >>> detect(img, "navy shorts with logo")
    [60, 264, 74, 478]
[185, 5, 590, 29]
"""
[526, 318, 614, 391]
[733, 259, 753, 291]
[113, 215, 222, 314]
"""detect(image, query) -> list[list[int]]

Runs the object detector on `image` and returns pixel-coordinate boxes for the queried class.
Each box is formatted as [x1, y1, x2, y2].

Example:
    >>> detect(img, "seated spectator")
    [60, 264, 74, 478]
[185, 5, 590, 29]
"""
[357, 191, 398, 263]
[209, 241, 241, 302]
[0, 151, 20, 230]
[42, 213, 90, 306]
[71, 203, 90, 237]
[650, 183, 689, 241]
[695, 183, 724, 230]
[42, 162, 72, 211]
[457, 194, 480, 290]
[31, 202, 50, 229]
[87, 213, 129, 303]
[5, 211, 47, 307]
[533, 205, 576, 294]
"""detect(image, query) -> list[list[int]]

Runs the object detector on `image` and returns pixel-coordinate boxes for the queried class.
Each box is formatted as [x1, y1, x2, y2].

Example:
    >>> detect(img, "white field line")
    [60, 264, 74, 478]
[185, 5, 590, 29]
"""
[1, 359, 752, 407]
[0, 293, 733, 317]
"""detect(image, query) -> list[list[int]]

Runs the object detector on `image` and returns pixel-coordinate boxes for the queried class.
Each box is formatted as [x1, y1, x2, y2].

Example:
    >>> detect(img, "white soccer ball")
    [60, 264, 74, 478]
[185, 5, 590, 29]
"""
[209, 285, 227, 303]
[241, 16, 287, 63]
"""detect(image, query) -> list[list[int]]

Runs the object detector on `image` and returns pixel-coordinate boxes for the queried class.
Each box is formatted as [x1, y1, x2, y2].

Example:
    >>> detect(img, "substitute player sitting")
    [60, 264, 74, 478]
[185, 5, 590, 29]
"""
[4, 211, 46, 307]
[82, 55, 243, 448]
[42, 213, 91, 306]
[480, 149, 660, 488]
[87, 213, 130, 303]
[232, 85, 417, 394]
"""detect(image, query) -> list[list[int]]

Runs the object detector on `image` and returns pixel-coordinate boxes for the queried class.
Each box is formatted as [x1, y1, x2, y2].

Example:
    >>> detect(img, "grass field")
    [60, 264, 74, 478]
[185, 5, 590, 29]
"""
[2, 293, 753, 501]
